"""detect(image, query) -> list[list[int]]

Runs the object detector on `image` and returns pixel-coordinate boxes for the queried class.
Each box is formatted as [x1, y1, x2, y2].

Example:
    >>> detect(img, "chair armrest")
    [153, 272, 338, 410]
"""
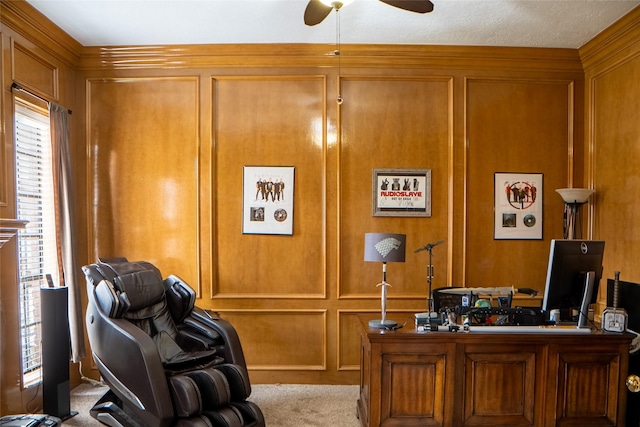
[190, 307, 247, 371]
[164, 274, 196, 323]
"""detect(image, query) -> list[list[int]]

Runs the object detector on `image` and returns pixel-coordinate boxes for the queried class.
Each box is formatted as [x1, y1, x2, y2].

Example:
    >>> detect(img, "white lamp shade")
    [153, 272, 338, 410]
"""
[556, 188, 594, 204]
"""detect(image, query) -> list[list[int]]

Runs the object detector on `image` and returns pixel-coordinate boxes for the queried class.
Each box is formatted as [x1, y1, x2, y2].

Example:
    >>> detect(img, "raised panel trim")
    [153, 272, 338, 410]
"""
[214, 309, 328, 371]
[463, 350, 537, 425]
[381, 353, 448, 425]
[0, 35, 6, 206]
[86, 76, 202, 294]
[210, 75, 328, 300]
[337, 309, 424, 371]
[585, 50, 640, 245]
[337, 75, 453, 300]
[554, 351, 620, 425]
[12, 40, 58, 101]
[463, 77, 578, 286]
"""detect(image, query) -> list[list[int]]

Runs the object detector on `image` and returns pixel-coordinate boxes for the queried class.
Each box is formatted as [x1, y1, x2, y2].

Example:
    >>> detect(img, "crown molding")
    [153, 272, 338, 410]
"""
[1, 0, 82, 68]
[78, 43, 583, 75]
[579, 5, 640, 72]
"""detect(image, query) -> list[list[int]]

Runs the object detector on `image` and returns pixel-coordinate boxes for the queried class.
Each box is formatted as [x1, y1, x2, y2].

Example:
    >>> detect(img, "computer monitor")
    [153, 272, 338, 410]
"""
[542, 239, 605, 326]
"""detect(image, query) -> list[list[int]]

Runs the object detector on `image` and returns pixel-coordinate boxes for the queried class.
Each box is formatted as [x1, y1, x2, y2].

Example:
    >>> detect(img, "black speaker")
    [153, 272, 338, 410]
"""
[40, 286, 73, 419]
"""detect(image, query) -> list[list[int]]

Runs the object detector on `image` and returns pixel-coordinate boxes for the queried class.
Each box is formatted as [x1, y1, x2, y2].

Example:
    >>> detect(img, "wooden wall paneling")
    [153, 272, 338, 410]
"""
[215, 310, 327, 370]
[580, 6, 640, 307]
[339, 76, 452, 299]
[450, 75, 466, 286]
[1, 30, 64, 415]
[211, 76, 326, 298]
[338, 311, 367, 371]
[337, 310, 421, 371]
[0, 34, 14, 413]
[0, 33, 8, 208]
[12, 41, 58, 100]
[87, 76, 201, 289]
[197, 74, 213, 301]
[465, 78, 575, 293]
[589, 54, 640, 283]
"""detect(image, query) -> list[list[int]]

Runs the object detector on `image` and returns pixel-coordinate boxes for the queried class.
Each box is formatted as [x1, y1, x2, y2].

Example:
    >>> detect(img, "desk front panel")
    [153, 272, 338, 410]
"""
[357, 318, 632, 427]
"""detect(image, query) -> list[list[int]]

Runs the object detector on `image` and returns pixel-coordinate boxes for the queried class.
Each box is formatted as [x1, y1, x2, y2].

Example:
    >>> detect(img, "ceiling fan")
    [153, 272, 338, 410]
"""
[304, 0, 434, 26]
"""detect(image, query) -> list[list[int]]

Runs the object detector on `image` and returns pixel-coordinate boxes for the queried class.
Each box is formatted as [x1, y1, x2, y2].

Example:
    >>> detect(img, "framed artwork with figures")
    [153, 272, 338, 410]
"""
[242, 166, 295, 235]
[494, 172, 543, 240]
[372, 169, 431, 217]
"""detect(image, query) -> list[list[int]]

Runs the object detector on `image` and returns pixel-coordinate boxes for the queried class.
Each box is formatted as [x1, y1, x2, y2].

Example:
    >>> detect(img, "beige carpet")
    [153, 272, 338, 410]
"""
[64, 382, 360, 426]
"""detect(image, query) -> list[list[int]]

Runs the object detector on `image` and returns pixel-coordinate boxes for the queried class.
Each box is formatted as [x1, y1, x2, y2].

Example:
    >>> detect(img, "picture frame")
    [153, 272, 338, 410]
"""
[372, 168, 431, 217]
[494, 172, 543, 240]
[242, 166, 295, 235]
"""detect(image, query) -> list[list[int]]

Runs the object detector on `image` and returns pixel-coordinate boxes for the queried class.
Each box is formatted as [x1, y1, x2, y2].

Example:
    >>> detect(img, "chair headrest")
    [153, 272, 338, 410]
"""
[114, 269, 166, 311]
[98, 259, 162, 281]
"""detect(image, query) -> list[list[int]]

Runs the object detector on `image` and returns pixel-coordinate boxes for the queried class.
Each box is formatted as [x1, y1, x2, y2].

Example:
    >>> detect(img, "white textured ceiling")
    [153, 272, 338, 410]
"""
[24, 0, 640, 49]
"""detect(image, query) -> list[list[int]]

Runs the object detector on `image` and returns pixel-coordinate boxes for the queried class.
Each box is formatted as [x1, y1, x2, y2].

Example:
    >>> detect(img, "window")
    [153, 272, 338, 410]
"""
[14, 98, 59, 388]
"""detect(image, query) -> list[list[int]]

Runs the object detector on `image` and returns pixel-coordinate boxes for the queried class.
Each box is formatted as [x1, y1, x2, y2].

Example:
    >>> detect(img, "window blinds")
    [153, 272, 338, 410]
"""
[14, 98, 59, 388]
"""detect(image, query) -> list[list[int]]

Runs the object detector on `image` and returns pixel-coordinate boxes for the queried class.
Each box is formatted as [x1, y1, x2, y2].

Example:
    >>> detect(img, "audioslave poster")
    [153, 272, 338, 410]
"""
[242, 166, 295, 235]
[494, 172, 543, 240]
[372, 169, 431, 217]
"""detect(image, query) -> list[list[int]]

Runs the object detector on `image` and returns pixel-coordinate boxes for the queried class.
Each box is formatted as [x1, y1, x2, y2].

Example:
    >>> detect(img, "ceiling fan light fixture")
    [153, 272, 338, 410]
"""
[319, 0, 355, 10]
[305, 0, 433, 26]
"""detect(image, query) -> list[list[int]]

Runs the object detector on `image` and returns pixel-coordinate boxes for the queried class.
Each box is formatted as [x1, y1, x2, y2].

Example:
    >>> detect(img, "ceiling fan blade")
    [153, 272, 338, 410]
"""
[378, 0, 434, 14]
[304, 0, 334, 26]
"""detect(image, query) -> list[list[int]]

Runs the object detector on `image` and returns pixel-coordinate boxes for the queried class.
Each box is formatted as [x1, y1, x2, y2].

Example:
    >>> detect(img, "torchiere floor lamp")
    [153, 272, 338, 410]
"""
[556, 188, 594, 239]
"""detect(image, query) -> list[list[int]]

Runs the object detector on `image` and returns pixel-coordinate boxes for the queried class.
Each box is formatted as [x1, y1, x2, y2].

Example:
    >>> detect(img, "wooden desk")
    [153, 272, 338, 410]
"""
[357, 316, 632, 427]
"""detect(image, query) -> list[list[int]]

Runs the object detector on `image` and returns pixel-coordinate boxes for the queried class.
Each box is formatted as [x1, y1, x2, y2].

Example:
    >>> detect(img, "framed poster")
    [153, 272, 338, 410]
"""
[372, 168, 431, 217]
[494, 172, 543, 240]
[242, 166, 295, 235]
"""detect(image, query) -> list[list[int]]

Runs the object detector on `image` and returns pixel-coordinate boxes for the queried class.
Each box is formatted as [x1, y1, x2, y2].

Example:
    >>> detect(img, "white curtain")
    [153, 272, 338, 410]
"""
[49, 103, 85, 362]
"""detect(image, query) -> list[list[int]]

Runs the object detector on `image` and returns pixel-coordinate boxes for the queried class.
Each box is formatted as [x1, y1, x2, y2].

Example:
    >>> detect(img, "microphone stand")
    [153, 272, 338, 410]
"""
[415, 240, 443, 331]
[425, 245, 436, 330]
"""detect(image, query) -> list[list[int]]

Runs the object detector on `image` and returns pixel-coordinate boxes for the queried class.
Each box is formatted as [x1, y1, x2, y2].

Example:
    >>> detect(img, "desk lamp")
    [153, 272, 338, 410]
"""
[364, 233, 406, 328]
[555, 188, 594, 239]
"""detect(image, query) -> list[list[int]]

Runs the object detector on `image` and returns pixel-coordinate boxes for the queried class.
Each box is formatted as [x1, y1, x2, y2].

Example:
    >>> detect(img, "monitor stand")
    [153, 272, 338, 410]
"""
[577, 271, 596, 328]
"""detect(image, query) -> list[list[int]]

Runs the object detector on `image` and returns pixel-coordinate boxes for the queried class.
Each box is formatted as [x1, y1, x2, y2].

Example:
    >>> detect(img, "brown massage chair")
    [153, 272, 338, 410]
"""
[82, 258, 264, 427]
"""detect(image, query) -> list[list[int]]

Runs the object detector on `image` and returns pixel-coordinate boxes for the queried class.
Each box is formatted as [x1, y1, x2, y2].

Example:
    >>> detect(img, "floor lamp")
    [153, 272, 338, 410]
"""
[364, 233, 406, 328]
[556, 188, 594, 239]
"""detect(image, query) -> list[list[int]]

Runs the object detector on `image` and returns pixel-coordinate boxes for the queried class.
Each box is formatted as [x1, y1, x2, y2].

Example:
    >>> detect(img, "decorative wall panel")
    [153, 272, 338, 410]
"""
[338, 309, 420, 370]
[87, 77, 200, 288]
[465, 79, 574, 289]
[216, 310, 327, 370]
[12, 41, 57, 99]
[0, 34, 6, 207]
[590, 55, 640, 281]
[339, 77, 451, 298]
[212, 76, 326, 298]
